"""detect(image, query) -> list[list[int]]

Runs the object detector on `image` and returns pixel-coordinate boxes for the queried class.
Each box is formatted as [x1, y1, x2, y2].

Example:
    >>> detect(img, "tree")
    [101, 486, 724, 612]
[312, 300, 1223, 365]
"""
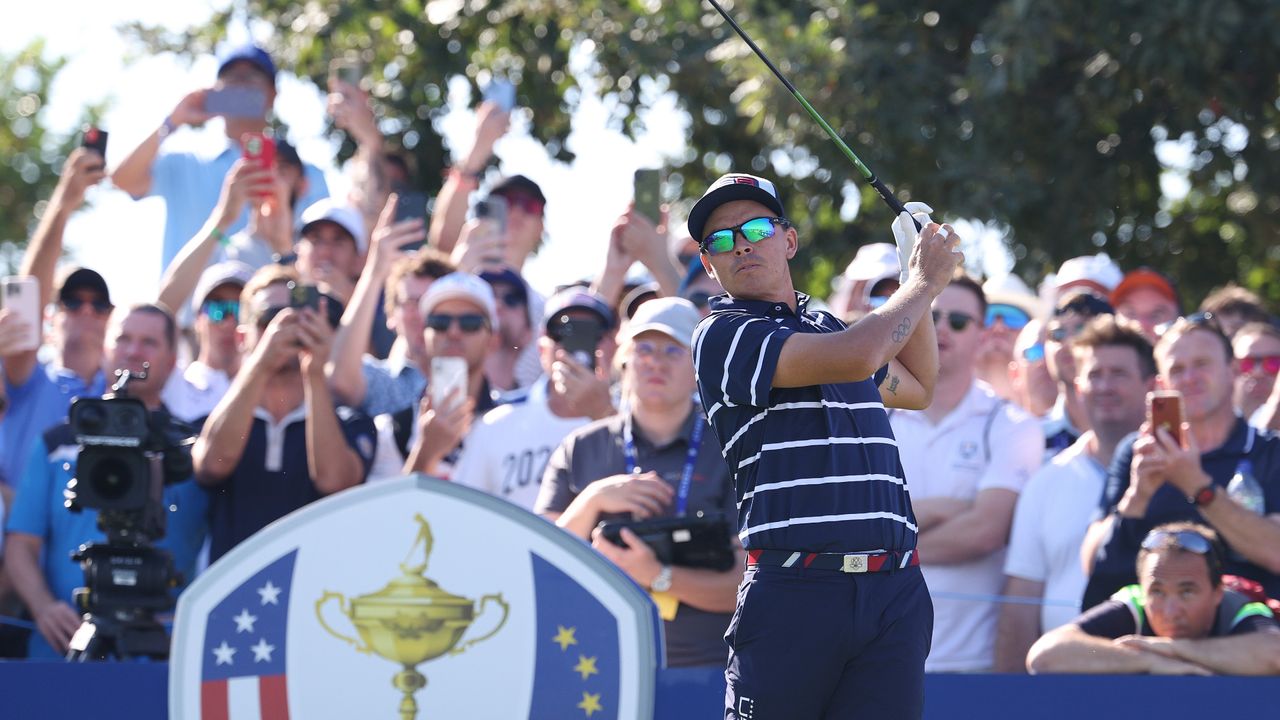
[0, 41, 102, 274]
[128, 1, 1280, 305]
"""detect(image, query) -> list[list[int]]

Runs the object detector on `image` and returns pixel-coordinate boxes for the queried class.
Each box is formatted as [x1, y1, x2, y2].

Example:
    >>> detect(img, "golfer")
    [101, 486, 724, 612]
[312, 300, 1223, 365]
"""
[689, 174, 963, 719]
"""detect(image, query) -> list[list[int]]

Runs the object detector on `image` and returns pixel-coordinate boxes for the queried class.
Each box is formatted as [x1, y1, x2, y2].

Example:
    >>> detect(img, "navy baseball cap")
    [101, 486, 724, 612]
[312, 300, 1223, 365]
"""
[543, 288, 615, 332]
[217, 44, 277, 85]
[687, 173, 786, 246]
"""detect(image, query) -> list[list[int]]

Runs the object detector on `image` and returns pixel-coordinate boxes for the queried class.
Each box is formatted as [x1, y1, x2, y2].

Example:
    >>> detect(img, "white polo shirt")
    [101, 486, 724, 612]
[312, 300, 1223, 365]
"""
[450, 378, 594, 512]
[1004, 432, 1107, 632]
[891, 380, 1044, 672]
[162, 360, 232, 423]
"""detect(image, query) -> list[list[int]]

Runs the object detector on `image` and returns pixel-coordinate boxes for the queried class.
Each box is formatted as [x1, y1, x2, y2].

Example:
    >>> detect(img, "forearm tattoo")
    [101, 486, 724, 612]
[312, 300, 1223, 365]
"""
[891, 316, 912, 344]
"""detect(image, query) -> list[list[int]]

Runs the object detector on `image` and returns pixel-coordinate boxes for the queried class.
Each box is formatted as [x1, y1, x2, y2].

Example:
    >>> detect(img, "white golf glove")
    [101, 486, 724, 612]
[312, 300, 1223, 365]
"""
[890, 201, 935, 283]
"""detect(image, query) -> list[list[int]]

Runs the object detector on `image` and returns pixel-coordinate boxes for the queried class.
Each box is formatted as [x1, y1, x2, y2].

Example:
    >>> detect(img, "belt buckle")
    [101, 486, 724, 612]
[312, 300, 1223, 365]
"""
[841, 554, 869, 573]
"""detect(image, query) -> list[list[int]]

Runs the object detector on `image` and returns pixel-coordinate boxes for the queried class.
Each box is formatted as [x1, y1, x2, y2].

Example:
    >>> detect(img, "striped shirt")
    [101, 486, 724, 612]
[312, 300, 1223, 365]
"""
[692, 293, 916, 553]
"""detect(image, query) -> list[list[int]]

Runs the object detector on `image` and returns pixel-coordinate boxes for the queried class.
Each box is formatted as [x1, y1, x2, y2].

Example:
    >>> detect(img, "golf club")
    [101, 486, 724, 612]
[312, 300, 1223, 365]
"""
[704, 0, 922, 232]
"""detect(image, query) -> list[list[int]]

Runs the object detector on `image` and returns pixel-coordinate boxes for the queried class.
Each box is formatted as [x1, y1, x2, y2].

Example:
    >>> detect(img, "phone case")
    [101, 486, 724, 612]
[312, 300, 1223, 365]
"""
[1, 276, 41, 352]
[482, 78, 517, 112]
[633, 169, 661, 223]
[205, 87, 268, 119]
[474, 195, 508, 233]
[1147, 391, 1185, 446]
[430, 357, 469, 411]
[81, 127, 109, 158]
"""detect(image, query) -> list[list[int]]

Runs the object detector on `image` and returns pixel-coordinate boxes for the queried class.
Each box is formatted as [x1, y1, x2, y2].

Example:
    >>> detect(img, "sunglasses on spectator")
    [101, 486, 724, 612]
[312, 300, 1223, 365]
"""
[1021, 343, 1046, 362]
[985, 303, 1030, 330]
[62, 297, 113, 315]
[932, 310, 977, 332]
[202, 300, 240, 323]
[1054, 293, 1113, 318]
[1239, 355, 1280, 375]
[685, 291, 712, 309]
[425, 313, 488, 333]
[700, 217, 791, 256]
[497, 191, 545, 216]
[1141, 529, 1213, 556]
[633, 340, 688, 362]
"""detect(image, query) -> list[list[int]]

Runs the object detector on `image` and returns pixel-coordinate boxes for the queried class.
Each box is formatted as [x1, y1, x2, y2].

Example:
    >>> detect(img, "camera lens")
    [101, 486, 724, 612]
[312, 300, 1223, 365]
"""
[88, 457, 134, 501]
[79, 405, 107, 434]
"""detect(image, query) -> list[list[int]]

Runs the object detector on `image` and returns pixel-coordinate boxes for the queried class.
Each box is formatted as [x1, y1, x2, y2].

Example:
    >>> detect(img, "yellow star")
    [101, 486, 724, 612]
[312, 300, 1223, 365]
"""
[578, 691, 603, 717]
[552, 625, 577, 651]
[573, 654, 599, 681]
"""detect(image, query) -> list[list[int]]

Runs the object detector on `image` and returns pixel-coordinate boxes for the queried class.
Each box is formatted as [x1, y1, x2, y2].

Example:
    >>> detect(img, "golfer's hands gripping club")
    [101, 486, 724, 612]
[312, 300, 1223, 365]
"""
[906, 216, 964, 298]
[891, 201, 939, 283]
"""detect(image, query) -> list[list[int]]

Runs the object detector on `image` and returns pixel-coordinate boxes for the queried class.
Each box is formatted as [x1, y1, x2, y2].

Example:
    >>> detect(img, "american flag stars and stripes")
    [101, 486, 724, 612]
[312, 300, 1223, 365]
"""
[200, 550, 298, 720]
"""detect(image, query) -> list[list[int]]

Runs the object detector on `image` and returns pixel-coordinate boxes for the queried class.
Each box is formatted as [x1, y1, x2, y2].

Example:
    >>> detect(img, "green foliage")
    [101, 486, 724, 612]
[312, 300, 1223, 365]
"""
[0, 41, 104, 273]
[127, 0, 1280, 305]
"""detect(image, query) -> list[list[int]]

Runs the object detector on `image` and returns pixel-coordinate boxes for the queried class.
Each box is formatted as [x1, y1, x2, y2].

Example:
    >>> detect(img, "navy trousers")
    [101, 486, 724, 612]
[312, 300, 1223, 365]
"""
[724, 564, 933, 720]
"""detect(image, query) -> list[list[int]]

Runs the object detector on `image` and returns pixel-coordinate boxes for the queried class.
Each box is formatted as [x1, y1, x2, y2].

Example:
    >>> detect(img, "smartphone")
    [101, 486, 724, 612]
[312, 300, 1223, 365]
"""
[328, 58, 364, 91]
[287, 281, 320, 312]
[80, 126, 109, 162]
[391, 191, 428, 252]
[1, 276, 41, 352]
[1147, 390, 1185, 447]
[430, 356, 469, 412]
[551, 317, 603, 371]
[474, 194, 509, 235]
[482, 77, 517, 113]
[242, 133, 276, 170]
[205, 87, 268, 119]
[633, 168, 662, 224]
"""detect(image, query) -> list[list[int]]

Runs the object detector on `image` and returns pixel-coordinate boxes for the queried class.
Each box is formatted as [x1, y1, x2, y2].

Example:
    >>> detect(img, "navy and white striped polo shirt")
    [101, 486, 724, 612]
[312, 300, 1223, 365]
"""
[692, 292, 917, 553]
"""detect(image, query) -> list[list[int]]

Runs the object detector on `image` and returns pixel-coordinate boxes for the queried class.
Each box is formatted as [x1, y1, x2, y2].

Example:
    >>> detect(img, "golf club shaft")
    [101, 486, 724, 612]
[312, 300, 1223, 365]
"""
[705, 0, 919, 229]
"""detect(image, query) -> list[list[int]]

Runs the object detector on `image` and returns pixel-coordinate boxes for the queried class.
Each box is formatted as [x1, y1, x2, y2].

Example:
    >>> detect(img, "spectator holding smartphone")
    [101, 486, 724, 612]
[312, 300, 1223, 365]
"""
[192, 266, 375, 562]
[327, 67, 395, 237]
[111, 43, 328, 275]
[1082, 315, 1280, 609]
[397, 272, 504, 479]
[1, 150, 109, 491]
[429, 100, 511, 256]
[450, 288, 616, 510]
[536, 298, 741, 667]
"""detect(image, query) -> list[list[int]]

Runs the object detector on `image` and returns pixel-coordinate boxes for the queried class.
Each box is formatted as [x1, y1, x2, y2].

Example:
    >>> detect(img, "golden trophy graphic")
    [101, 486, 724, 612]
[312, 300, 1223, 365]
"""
[316, 513, 509, 719]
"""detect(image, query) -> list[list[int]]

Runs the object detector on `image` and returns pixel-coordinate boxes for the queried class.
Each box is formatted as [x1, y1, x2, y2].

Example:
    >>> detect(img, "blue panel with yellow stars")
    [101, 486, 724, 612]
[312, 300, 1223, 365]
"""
[530, 553, 620, 719]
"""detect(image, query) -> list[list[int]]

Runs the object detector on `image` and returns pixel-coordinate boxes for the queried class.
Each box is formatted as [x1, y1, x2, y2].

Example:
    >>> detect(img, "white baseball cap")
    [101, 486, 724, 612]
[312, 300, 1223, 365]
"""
[417, 272, 499, 330]
[842, 243, 901, 283]
[621, 297, 701, 349]
[1053, 253, 1122, 298]
[192, 261, 254, 311]
[299, 199, 368, 252]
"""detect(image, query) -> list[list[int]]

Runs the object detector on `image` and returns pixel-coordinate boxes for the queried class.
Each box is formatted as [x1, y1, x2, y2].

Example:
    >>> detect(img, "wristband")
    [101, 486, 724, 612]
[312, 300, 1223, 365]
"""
[449, 166, 483, 184]
[160, 116, 177, 139]
[210, 227, 230, 247]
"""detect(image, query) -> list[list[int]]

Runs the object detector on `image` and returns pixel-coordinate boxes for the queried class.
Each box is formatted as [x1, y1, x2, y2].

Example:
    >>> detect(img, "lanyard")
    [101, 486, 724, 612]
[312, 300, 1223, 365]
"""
[623, 414, 705, 517]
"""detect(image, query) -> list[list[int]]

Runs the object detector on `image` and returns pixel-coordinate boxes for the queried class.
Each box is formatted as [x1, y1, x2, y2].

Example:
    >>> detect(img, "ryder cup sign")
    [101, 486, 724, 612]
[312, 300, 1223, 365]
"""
[170, 476, 662, 719]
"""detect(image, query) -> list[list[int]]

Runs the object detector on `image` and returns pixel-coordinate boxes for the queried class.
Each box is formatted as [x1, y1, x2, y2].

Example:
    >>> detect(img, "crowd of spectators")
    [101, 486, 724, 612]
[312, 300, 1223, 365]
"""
[0, 41, 1278, 676]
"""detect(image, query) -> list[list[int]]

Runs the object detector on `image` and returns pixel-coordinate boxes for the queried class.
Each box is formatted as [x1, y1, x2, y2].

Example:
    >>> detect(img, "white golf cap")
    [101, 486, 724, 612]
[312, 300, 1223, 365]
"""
[192, 261, 254, 311]
[621, 297, 701, 349]
[1053, 253, 1122, 298]
[417, 272, 499, 330]
[842, 243, 901, 283]
[299, 199, 368, 253]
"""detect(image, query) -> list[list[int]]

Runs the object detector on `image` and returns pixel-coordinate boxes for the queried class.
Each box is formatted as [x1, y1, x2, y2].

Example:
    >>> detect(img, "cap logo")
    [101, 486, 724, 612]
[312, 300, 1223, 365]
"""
[731, 176, 759, 187]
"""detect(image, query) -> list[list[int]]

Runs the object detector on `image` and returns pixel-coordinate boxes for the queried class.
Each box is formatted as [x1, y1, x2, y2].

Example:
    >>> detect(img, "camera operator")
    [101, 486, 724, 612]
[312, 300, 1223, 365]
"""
[192, 266, 375, 562]
[4, 304, 209, 659]
[536, 298, 741, 667]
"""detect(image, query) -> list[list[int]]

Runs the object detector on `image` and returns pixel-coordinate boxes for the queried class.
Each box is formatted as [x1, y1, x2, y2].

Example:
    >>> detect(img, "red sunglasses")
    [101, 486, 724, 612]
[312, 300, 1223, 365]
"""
[1239, 355, 1280, 375]
[497, 191, 544, 216]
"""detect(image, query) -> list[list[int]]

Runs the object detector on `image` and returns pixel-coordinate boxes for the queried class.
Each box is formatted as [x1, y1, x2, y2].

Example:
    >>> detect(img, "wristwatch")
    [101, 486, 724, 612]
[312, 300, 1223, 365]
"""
[1190, 484, 1217, 507]
[650, 566, 673, 593]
